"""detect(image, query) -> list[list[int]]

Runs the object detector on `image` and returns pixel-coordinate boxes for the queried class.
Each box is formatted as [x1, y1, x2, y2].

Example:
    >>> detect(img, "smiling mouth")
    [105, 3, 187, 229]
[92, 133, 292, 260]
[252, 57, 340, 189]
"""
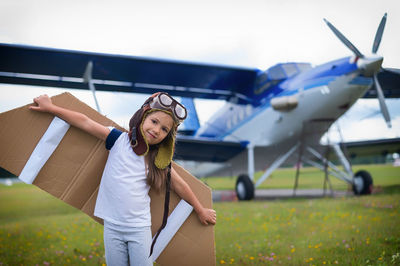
[147, 131, 156, 139]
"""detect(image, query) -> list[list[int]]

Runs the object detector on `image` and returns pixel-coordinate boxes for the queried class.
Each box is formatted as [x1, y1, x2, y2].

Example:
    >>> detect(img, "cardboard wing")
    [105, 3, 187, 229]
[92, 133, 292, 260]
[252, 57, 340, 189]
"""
[0, 92, 215, 265]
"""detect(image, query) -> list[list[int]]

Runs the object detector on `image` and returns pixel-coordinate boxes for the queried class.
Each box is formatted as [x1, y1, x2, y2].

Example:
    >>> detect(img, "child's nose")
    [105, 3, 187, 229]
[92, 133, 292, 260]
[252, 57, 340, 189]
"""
[154, 126, 161, 135]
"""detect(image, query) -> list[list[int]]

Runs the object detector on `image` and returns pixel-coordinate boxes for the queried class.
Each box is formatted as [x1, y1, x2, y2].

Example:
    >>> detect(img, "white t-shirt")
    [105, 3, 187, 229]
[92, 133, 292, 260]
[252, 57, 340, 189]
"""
[94, 130, 151, 227]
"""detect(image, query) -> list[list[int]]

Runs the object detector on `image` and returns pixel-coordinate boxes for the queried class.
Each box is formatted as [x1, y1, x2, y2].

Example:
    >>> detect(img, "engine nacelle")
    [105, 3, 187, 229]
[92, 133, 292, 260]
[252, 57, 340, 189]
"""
[270, 96, 298, 111]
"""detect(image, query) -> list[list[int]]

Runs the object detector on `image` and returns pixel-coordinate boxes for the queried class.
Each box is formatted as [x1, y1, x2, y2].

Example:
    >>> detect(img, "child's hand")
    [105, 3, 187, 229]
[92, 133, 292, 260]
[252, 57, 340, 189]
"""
[29, 94, 54, 112]
[197, 208, 217, 225]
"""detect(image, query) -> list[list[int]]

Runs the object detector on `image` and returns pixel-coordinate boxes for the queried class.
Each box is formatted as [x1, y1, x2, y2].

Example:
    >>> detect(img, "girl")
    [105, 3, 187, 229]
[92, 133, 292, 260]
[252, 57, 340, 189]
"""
[30, 93, 216, 266]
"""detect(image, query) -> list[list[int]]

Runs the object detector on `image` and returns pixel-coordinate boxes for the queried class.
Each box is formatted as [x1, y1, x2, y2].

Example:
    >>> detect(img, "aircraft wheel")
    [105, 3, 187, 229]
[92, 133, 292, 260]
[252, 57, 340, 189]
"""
[352, 170, 373, 195]
[235, 174, 255, 200]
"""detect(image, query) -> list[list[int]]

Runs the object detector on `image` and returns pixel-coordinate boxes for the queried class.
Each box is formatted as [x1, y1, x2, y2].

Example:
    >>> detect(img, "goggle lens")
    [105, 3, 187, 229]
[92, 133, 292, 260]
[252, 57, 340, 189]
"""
[174, 105, 186, 119]
[159, 94, 173, 106]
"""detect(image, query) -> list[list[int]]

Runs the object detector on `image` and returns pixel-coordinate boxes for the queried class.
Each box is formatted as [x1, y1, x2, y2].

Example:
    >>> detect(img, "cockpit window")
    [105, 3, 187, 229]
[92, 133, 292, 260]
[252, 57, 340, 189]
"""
[267, 63, 312, 80]
[254, 62, 312, 95]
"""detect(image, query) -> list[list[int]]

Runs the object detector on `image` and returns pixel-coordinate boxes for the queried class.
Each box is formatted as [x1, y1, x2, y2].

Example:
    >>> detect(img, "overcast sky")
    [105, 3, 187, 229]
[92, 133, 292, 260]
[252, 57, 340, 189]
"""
[1, 0, 399, 142]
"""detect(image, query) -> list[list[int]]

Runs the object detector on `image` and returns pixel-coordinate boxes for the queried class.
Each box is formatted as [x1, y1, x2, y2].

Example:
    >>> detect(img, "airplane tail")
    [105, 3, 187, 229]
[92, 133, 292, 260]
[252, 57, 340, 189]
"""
[179, 97, 200, 135]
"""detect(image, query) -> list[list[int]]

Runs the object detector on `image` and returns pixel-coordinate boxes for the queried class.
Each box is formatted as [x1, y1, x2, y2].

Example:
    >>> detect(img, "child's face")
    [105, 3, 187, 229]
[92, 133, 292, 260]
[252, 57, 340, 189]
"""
[142, 111, 174, 145]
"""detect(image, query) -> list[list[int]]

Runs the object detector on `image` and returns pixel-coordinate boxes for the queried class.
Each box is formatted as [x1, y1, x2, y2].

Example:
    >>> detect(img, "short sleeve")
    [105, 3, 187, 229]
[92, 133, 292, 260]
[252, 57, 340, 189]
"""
[105, 128, 123, 150]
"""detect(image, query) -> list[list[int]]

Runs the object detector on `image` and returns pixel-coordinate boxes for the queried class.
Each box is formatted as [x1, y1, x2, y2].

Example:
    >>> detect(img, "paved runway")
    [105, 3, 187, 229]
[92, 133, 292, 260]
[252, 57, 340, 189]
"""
[212, 189, 352, 202]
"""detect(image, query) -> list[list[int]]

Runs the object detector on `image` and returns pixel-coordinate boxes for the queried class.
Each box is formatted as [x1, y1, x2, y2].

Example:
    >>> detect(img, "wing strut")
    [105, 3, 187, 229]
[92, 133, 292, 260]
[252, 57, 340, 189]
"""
[83, 61, 101, 113]
[304, 146, 353, 184]
[332, 144, 353, 176]
[254, 144, 299, 188]
[247, 144, 255, 181]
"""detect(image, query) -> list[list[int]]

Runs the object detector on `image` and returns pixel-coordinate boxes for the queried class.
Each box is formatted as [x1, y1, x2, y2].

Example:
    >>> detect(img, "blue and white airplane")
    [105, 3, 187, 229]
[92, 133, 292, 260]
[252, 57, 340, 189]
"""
[1, 13, 399, 199]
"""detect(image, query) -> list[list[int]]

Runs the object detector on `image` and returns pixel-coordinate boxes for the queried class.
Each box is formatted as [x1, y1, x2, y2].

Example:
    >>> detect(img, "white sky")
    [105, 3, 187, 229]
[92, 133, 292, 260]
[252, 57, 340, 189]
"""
[0, 0, 399, 141]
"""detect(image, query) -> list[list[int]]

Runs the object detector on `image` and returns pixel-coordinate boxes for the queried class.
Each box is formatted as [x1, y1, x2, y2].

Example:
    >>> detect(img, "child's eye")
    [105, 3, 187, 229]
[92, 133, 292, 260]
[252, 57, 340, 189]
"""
[162, 127, 169, 133]
[151, 119, 157, 124]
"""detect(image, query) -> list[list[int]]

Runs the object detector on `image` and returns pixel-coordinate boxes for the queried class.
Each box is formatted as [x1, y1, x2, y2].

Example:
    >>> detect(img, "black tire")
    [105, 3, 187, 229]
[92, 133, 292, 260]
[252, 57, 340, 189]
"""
[352, 170, 373, 195]
[235, 174, 255, 200]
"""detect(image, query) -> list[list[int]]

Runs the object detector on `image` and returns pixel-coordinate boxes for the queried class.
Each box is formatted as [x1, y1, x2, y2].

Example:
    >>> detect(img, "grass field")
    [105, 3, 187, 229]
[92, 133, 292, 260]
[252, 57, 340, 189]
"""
[0, 164, 399, 265]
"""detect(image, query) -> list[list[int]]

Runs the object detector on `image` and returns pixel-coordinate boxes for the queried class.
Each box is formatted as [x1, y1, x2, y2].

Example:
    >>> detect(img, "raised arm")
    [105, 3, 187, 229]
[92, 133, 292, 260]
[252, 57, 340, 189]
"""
[170, 167, 216, 225]
[30, 94, 109, 141]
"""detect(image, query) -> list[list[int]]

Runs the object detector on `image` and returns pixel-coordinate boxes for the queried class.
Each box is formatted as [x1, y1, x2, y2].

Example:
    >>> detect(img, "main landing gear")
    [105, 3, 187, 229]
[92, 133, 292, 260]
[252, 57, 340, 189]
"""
[352, 170, 373, 195]
[235, 174, 254, 200]
[234, 141, 374, 201]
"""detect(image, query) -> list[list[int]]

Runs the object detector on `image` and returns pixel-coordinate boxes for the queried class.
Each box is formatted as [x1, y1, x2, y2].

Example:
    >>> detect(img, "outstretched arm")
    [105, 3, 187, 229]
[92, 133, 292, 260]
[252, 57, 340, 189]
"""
[170, 167, 216, 225]
[30, 94, 109, 141]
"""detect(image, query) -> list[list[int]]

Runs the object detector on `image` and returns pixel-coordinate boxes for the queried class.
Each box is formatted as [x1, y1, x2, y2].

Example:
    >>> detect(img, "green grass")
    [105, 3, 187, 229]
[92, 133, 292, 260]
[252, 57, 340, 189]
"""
[215, 194, 400, 265]
[202, 164, 400, 191]
[1, 164, 399, 265]
[0, 183, 104, 266]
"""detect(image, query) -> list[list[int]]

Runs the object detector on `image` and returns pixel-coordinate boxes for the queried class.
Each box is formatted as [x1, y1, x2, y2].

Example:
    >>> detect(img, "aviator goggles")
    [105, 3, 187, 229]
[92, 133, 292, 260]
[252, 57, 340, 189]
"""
[147, 92, 187, 122]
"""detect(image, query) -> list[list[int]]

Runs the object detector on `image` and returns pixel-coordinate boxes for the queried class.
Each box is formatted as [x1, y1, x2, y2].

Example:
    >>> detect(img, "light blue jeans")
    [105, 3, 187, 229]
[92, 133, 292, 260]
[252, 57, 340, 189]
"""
[103, 221, 153, 266]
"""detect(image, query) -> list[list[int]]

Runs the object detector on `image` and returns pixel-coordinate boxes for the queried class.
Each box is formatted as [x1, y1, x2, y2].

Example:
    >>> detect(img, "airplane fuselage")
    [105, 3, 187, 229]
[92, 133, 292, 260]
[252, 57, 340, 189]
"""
[195, 56, 373, 147]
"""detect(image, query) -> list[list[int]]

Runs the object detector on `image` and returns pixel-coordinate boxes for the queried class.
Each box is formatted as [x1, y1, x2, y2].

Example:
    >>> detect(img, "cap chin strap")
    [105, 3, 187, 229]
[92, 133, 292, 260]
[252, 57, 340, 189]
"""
[155, 133, 175, 169]
[149, 163, 171, 257]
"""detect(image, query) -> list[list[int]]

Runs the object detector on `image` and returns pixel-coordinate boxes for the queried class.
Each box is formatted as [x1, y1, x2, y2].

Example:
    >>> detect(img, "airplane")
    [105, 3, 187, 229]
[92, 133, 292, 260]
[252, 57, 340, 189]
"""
[1, 13, 400, 200]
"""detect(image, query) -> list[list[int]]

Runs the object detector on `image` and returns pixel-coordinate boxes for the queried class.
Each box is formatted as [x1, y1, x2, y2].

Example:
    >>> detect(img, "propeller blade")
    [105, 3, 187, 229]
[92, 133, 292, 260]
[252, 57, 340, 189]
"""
[323, 18, 364, 58]
[373, 74, 391, 128]
[372, 13, 387, 54]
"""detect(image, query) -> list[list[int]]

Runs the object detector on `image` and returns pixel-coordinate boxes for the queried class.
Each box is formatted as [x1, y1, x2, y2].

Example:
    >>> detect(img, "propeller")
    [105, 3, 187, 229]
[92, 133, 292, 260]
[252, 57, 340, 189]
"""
[324, 13, 391, 128]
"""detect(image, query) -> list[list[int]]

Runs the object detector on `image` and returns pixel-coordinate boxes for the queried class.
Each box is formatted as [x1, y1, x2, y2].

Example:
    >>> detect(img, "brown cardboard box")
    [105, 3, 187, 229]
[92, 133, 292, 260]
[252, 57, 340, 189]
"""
[0, 92, 215, 265]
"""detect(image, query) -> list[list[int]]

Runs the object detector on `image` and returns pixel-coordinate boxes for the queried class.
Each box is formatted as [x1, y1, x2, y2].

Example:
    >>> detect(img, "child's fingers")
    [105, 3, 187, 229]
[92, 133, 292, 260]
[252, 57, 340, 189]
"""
[208, 216, 216, 225]
[30, 95, 51, 112]
[33, 94, 49, 104]
[210, 211, 217, 224]
[198, 208, 217, 225]
[205, 209, 216, 225]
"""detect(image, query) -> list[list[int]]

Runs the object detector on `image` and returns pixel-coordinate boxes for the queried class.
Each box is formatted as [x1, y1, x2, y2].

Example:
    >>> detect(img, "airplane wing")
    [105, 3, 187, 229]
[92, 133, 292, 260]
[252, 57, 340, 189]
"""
[340, 137, 400, 158]
[174, 136, 248, 162]
[0, 43, 259, 102]
[2, 43, 400, 102]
